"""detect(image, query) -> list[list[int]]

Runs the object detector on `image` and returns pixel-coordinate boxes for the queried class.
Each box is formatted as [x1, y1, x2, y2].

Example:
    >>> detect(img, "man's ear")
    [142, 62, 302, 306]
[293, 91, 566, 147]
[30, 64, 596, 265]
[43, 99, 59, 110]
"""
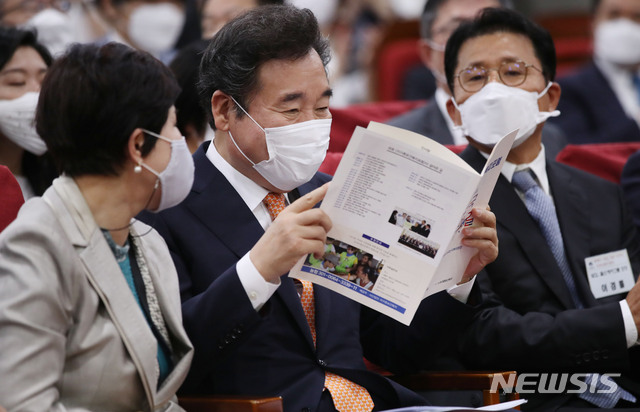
[446, 96, 462, 126]
[545, 82, 562, 112]
[211, 90, 234, 131]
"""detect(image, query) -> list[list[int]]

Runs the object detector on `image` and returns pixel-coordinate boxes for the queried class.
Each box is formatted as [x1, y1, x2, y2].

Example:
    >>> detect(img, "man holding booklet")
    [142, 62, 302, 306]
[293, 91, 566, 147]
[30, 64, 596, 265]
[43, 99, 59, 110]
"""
[444, 7, 640, 411]
[140, 4, 503, 412]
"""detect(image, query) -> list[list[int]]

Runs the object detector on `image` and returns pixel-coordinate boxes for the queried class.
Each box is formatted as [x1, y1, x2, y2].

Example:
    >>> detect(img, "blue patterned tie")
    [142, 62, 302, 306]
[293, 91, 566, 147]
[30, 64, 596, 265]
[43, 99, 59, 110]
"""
[512, 169, 636, 408]
[511, 169, 583, 308]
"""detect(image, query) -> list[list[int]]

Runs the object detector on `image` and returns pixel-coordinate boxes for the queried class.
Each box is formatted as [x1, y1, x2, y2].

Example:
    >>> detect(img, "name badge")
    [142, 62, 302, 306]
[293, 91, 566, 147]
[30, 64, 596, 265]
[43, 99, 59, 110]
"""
[585, 249, 635, 299]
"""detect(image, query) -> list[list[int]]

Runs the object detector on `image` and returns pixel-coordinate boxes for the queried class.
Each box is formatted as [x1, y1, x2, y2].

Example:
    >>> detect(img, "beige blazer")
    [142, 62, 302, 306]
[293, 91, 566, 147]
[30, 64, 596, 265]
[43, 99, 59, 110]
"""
[0, 177, 193, 411]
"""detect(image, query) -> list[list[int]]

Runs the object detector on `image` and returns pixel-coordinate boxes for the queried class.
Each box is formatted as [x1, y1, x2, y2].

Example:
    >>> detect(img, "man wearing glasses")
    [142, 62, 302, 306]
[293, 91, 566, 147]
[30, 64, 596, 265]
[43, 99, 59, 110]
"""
[446, 8, 640, 411]
[386, 0, 567, 158]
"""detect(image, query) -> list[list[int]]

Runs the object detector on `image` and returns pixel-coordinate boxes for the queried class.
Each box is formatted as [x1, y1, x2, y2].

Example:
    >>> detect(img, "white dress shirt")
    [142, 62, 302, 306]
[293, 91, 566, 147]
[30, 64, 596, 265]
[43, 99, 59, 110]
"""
[207, 139, 475, 310]
[594, 58, 640, 126]
[480, 146, 638, 347]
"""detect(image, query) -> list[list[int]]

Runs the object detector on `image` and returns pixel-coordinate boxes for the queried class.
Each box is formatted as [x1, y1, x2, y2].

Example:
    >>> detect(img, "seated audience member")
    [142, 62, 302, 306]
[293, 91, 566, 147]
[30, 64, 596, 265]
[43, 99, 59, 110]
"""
[549, 0, 640, 144]
[0, 0, 74, 56]
[94, 0, 187, 63]
[140, 5, 500, 411]
[0, 165, 23, 232]
[169, 39, 211, 153]
[386, 0, 567, 159]
[0, 42, 193, 410]
[0, 26, 57, 200]
[200, 0, 284, 38]
[622, 149, 640, 232]
[444, 8, 640, 411]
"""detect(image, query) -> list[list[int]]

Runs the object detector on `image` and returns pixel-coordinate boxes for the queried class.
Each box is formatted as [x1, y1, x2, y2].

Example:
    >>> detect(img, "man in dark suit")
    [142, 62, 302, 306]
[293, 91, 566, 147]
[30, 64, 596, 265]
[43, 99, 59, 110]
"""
[622, 150, 640, 233]
[141, 5, 500, 412]
[387, 0, 567, 159]
[548, 0, 640, 145]
[444, 7, 640, 411]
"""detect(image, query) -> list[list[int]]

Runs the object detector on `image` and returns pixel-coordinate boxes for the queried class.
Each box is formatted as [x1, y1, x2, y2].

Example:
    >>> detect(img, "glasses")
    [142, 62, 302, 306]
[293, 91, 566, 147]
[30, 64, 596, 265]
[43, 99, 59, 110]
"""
[455, 60, 543, 93]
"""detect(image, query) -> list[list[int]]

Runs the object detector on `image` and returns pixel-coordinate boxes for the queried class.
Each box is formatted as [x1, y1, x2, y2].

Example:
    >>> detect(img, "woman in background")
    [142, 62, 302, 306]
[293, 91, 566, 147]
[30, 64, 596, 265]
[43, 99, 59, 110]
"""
[0, 42, 193, 411]
[0, 26, 57, 199]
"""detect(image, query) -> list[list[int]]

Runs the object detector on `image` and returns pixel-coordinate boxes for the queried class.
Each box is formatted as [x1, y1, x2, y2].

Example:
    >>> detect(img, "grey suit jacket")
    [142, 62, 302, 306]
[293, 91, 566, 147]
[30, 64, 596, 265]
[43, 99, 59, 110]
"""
[387, 99, 568, 159]
[0, 177, 193, 411]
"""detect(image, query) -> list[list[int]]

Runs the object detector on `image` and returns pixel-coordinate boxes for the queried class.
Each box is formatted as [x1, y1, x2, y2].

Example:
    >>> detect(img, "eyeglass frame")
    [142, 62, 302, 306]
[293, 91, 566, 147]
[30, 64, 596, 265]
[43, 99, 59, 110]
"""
[454, 60, 544, 93]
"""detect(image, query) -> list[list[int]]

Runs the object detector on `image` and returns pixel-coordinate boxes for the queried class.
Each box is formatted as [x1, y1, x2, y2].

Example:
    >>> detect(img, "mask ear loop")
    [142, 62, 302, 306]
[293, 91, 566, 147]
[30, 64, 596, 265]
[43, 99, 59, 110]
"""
[227, 95, 267, 166]
[537, 82, 553, 98]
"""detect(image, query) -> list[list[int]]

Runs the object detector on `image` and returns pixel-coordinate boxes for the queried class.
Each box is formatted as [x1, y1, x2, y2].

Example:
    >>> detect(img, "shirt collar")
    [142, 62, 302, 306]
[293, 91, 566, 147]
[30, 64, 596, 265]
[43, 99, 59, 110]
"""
[205, 138, 270, 213]
[478, 144, 550, 195]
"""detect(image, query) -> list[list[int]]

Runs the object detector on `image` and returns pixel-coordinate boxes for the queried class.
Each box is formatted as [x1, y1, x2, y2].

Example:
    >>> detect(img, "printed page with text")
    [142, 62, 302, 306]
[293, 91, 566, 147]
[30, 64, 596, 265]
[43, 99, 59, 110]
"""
[290, 122, 516, 325]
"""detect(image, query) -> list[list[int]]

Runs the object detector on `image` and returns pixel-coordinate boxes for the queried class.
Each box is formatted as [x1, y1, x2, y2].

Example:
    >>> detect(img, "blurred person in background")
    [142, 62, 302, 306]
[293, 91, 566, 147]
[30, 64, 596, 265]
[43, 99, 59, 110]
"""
[0, 41, 193, 410]
[549, 0, 640, 144]
[168, 38, 210, 153]
[293, 0, 399, 107]
[0, 0, 76, 55]
[387, 0, 509, 145]
[386, 0, 567, 159]
[0, 26, 57, 199]
[94, 0, 187, 63]
[199, 0, 283, 39]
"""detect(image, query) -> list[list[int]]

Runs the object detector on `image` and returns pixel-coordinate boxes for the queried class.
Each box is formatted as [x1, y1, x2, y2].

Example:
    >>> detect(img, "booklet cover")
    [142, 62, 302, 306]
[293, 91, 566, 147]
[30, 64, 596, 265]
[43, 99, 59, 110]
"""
[289, 122, 516, 325]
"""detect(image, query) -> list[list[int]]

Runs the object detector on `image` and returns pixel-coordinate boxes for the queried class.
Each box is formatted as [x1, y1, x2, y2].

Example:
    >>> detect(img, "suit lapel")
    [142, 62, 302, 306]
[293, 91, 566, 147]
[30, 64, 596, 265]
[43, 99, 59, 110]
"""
[186, 144, 264, 258]
[141, 237, 193, 400]
[47, 178, 158, 405]
[461, 147, 577, 309]
[78, 233, 159, 400]
[313, 283, 333, 350]
[547, 162, 597, 307]
[187, 143, 320, 347]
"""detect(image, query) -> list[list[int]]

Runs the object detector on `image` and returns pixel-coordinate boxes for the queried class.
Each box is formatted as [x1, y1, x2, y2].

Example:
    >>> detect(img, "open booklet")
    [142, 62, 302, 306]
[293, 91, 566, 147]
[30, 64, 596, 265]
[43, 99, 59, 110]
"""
[289, 122, 517, 325]
[381, 398, 526, 411]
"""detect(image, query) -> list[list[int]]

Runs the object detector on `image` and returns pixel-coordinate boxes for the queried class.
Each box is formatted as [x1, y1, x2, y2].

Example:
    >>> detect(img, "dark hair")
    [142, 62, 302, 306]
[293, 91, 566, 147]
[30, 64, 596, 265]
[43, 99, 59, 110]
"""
[36, 42, 181, 177]
[197, 4, 330, 129]
[170, 38, 208, 140]
[419, 0, 513, 39]
[0, 26, 56, 196]
[444, 7, 556, 93]
[0, 26, 52, 70]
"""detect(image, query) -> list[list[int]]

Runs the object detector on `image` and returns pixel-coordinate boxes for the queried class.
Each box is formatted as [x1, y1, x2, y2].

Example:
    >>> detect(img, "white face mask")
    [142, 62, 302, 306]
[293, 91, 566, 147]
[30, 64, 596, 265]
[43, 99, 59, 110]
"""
[229, 97, 332, 192]
[0, 92, 47, 155]
[287, 0, 338, 27]
[452, 82, 560, 148]
[20, 8, 73, 57]
[594, 19, 640, 66]
[127, 3, 185, 57]
[139, 129, 194, 211]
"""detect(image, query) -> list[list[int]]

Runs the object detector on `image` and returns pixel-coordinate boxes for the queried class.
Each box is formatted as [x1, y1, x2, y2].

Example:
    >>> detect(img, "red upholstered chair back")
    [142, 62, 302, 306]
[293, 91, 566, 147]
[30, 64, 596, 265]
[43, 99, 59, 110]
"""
[321, 101, 465, 176]
[0, 165, 24, 232]
[375, 38, 423, 102]
[555, 143, 640, 183]
[329, 100, 425, 153]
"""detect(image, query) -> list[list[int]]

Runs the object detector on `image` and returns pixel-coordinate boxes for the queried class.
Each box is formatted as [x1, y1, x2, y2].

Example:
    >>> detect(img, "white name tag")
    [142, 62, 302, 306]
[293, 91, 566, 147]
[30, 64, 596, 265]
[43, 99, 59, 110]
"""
[585, 249, 635, 299]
